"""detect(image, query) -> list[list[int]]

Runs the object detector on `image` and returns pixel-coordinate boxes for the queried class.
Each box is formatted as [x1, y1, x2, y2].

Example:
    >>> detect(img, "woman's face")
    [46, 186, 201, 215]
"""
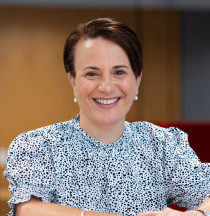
[68, 37, 141, 128]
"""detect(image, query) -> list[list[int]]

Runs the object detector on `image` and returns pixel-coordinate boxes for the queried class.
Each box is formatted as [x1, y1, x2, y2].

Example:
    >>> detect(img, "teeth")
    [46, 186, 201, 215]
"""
[95, 98, 118, 105]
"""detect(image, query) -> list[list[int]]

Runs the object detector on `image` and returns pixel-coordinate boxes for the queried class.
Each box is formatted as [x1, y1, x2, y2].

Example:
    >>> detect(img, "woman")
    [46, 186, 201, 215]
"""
[4, 18, 210, 216]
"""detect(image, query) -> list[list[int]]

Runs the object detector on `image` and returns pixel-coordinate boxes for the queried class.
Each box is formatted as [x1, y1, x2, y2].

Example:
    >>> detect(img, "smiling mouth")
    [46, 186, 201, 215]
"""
[94, 98, 120, 105]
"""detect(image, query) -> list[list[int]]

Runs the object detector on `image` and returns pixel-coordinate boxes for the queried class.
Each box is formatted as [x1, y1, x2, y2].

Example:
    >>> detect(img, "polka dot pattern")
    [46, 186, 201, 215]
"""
[4, 115, 210, 216]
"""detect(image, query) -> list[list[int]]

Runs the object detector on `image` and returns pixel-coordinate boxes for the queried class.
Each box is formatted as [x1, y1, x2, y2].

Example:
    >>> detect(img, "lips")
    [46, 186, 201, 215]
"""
[94, 98, 120, 105]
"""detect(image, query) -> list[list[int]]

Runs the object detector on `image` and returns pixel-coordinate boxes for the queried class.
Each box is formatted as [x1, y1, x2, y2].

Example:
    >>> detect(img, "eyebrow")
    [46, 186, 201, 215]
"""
[113, 65, 129, 69]
[83, 66, 99, 71]
[83, 65, 129, 70]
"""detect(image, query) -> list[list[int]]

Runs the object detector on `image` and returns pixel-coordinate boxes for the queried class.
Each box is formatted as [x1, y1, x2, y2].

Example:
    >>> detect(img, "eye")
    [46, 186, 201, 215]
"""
[86, 72, 98, 76]
[113, 70, 127, 78]
[84, 71, 100, 80]
[115, 70, 125, 75]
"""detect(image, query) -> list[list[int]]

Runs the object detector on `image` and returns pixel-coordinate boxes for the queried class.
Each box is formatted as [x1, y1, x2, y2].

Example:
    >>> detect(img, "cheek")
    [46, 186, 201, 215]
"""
[76, 80, 96, 98]
[119, 79, 137, 96]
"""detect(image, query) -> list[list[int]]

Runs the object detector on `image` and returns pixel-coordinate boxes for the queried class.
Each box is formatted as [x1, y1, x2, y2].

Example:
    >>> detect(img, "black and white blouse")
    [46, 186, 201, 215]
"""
[4, 115, 210, 216]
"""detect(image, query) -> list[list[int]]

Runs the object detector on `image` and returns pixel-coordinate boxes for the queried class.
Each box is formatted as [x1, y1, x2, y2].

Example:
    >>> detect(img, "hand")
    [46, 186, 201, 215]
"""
[138, 207, 202, 216]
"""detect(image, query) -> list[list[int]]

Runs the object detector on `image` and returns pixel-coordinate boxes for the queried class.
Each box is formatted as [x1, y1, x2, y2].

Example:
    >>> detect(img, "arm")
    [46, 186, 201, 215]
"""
[16, 196, 120, 216]
[138, 197, 210, 216]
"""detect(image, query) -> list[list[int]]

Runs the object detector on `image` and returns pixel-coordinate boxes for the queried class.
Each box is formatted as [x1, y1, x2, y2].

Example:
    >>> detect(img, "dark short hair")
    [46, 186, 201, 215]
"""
[63, 17, 143, 78]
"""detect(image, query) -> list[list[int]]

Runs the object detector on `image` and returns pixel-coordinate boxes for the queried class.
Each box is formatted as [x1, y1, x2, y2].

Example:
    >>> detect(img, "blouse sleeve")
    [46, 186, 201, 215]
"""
[163, 127, 210, 210]
[4, 131, 56, 216]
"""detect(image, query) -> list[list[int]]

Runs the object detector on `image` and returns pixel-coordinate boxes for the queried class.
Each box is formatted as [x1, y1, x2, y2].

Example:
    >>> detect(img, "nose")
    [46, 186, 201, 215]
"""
[98, 74, 115, 94]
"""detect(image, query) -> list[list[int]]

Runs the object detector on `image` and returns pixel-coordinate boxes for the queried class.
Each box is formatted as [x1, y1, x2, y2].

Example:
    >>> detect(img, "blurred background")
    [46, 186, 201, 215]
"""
[0, 0, 210, 215]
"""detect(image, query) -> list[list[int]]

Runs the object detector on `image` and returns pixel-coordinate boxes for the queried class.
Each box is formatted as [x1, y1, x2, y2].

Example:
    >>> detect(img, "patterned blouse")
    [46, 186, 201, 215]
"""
[4, 115, 210, 216]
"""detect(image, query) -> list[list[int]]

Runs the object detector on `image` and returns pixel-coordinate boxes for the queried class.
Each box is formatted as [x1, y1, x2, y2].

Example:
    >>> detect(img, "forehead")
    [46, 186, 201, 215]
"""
[74, 37, 129, 62]
[82, 38, 94, 48]
[76, 37, 118, 50]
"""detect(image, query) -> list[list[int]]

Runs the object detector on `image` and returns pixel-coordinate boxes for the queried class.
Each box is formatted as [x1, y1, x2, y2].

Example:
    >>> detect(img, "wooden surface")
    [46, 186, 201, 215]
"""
[0, 188, 11, 201]
[140, 10, 181, 122]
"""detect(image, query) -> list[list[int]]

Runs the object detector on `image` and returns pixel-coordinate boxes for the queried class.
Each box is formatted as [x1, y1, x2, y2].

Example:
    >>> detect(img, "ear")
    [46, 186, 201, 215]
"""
[67, 72, 77, 96]
[67, 72, 75, 86]
[135, 72, 142, 94]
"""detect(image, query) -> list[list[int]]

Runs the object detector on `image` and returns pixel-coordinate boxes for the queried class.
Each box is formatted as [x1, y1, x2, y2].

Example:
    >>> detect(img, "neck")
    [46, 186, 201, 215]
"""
[79, 115, 125, 144]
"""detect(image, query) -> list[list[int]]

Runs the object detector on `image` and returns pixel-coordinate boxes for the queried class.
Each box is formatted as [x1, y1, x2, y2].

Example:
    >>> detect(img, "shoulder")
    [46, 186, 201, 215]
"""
[127, 121, 188, 149]
[127, 121, 181, 139]
[9, 119, 75, 152]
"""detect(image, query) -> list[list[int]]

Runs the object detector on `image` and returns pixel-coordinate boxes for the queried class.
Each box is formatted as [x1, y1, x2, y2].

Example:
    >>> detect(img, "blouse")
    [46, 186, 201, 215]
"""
[4, 115, 210, 216]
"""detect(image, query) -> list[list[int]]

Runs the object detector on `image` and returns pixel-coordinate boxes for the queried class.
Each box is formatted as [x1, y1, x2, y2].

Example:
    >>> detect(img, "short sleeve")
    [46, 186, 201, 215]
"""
[4, 131, 56, 216]
[163, 127, 210, 210]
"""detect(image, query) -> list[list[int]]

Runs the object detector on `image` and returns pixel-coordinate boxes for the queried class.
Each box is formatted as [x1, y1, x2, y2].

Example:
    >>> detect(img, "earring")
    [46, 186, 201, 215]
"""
[134, 95, 138, 101]
[74, 98, 77, 103]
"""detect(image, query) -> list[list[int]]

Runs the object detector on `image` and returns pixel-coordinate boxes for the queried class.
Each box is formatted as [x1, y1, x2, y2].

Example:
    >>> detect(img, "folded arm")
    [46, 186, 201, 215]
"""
[138, 197, 210, 216]
[15, 196, 119, 216]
